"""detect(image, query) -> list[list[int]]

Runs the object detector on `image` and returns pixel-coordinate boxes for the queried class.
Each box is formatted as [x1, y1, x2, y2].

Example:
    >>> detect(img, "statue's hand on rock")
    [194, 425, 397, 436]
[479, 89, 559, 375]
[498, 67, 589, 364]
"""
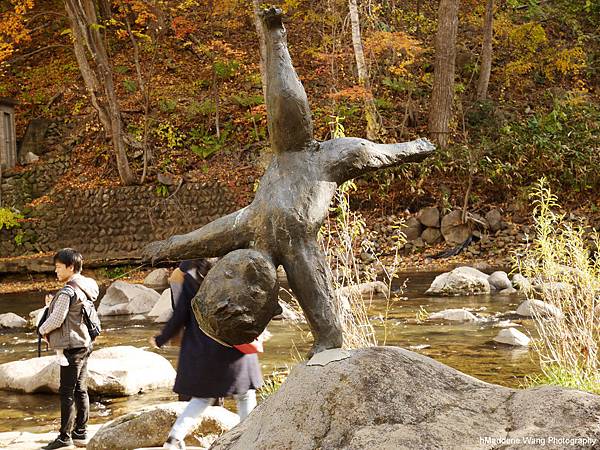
[141, 240, 166, 266]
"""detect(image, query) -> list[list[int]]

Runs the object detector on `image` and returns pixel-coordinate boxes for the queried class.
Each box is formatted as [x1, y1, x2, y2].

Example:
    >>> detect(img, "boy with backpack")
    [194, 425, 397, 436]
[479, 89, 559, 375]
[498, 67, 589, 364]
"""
[39, 248, 100, 449]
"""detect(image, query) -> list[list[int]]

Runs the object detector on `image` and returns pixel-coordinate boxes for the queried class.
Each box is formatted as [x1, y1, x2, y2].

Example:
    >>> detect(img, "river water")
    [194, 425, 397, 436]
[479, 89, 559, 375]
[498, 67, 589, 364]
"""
[0, 271, 540, 434]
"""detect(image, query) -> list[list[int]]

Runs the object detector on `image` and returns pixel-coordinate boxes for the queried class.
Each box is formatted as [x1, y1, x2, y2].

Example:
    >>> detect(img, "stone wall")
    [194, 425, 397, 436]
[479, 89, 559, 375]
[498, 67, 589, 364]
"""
[0, 153, 70, 208]
[0, 181, 239, 260]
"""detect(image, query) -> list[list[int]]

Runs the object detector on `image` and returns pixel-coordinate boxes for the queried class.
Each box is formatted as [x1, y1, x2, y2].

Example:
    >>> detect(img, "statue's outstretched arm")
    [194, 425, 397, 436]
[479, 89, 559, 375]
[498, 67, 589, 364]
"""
[141, 208, 254, 264]
[260, 7, 314, 154]
[320, 137, 435, 184]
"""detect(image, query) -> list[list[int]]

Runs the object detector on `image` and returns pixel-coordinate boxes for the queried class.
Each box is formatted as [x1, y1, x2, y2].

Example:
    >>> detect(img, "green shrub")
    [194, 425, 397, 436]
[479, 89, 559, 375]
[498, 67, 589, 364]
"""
[230, 93, 263, 108]
[0, 208, 23, 230]
[158, 98, 178, 113]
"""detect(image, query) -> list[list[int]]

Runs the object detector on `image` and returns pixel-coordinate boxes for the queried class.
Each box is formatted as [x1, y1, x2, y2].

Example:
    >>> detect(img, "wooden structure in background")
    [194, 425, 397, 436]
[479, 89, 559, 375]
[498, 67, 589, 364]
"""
[0, 98, 17, 170]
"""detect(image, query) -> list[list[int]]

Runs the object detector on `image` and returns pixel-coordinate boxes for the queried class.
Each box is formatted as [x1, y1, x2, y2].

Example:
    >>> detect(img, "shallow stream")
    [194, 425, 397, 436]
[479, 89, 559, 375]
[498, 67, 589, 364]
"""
[0, 271, 540, 433]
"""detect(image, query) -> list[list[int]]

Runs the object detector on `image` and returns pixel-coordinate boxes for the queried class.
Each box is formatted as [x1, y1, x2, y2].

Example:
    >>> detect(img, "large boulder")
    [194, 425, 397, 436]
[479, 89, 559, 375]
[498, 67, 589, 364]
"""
[401, 217, 423, 241]
[516, 300, 563, 318]
[98, 281, 161, 316]
[143, 268, 170, 290]
[88, 403, 238, 450]
[511, 273, 532, 291]
[441, 210, 472, 245]
[417, 206, 440, 228]
[485, 209, 505, 232]
[0, 346, 175, 396]
[0, 313, 27, 328]
[488, 271, 512, 291]
[421, 227, 442, 244]
[426, 266, 491, 296]
[149, 289, 172, 319]
[212, 347, 600, 450]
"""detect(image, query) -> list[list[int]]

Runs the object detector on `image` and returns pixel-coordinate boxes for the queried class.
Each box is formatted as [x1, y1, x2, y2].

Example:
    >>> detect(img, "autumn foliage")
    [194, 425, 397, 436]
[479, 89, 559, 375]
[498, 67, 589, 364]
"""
[0, 0, 34, 63]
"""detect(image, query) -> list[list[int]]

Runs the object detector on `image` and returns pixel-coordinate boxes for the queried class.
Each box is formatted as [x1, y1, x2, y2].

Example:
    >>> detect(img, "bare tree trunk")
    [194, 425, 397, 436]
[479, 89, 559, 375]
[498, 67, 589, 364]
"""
[65, 0, 135, 185]
[476, 0, 494, 101]
[252, 0, 267, 100]
[96, 0, 111, 21]
[416, 0, 423, 35]
[213, 68, 220, 139]
[124, 12, 154, 184]
[428, 0, 459, 148]
[348, 0, 384, 141]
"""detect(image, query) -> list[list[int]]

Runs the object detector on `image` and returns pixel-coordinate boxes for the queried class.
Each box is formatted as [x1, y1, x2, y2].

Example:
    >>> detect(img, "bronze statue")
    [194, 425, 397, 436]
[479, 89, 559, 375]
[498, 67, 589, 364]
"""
[143, 7, 435, 356]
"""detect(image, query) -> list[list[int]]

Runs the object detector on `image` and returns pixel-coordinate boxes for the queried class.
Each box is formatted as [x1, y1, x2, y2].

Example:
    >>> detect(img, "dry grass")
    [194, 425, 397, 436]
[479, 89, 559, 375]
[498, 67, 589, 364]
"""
[517, 178, 599, 393]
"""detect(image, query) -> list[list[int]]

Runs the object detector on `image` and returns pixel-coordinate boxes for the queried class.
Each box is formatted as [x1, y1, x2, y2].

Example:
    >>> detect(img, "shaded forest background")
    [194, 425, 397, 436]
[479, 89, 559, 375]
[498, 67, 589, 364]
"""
[1, 0, 599, 217]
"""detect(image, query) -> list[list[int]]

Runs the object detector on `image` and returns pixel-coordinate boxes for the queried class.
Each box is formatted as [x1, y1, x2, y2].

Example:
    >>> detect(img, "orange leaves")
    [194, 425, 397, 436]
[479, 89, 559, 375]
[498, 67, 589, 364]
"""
[0, 0, 35, 62]
[364, 31, 422, 60]
[327, 85, 370, 102]
[172, 16, 197, 40]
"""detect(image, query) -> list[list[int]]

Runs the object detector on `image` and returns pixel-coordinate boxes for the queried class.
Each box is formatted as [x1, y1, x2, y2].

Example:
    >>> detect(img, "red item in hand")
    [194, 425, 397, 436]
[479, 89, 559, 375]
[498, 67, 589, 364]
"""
[233, 340, 264, 354]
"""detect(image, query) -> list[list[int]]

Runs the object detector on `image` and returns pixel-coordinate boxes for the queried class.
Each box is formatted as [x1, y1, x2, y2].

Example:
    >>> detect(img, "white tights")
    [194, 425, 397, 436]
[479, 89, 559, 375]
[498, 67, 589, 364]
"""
[169, 389, 257, 442]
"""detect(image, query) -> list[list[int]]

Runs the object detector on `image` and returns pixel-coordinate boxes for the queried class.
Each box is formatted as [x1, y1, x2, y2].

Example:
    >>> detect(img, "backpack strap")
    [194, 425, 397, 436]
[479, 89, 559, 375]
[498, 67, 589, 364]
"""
[66, 280, 89, 303]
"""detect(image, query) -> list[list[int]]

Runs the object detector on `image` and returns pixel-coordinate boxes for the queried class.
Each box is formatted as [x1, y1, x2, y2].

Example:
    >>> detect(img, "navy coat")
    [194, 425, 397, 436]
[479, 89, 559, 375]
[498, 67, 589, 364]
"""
[155, 260, 262, 398]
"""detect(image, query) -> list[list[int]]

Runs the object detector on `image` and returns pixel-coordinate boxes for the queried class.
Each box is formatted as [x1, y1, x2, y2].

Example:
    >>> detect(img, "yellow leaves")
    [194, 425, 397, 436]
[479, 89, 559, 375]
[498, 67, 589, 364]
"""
[501, 20, 586, 89]
[116, 29, 129, 40]
[508, 22, 547, 53]
[503, 60, 535, 85]
[548, 47, 586, 78]
[12, 0, 34, 15]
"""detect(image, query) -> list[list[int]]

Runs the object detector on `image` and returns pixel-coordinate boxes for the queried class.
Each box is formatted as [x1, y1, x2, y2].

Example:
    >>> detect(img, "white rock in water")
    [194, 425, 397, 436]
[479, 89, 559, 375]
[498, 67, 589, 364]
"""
[0, 313, 27, 328]
[426, 266, 491, 296]
[98, 281, 160, 316]
[148, 288, 172, 317]
[516, 299, 563, 318]
[28, 307, 46, 328]
[429, 309, 479, 322]
[493, 328, 530, 346]
[511, 273, 531, 291]
[0, 345, 175, 396]
[488, 271, 512, 291]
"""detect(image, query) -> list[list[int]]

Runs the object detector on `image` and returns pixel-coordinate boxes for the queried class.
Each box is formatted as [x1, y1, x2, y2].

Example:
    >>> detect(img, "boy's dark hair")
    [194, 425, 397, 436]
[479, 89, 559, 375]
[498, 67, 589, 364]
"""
[53, 248, 83, 273]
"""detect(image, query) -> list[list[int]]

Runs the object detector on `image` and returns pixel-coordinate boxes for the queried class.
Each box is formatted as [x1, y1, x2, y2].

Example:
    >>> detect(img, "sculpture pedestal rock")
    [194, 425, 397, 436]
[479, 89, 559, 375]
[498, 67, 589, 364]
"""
[211, 347, 600, 450]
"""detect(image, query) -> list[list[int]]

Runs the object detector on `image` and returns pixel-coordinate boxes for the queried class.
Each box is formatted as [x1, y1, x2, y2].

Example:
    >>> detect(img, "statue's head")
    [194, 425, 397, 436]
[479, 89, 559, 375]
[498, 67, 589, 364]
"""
[192, 248, 281, 345]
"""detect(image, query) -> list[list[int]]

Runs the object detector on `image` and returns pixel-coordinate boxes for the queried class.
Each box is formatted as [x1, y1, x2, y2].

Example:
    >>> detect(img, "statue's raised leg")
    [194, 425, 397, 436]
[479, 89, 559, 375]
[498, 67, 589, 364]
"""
[280, 240, 343, 356]
[260, 7, 314, 154]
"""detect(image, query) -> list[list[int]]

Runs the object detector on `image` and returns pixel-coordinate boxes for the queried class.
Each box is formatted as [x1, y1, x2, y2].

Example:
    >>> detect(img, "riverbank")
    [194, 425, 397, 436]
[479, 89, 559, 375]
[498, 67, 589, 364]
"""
[0, 225, 522, 295]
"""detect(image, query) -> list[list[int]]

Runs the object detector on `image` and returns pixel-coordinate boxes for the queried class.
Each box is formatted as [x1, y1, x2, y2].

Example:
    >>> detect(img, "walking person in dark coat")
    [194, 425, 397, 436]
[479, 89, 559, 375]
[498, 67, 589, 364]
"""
[150, 259, 262, 450]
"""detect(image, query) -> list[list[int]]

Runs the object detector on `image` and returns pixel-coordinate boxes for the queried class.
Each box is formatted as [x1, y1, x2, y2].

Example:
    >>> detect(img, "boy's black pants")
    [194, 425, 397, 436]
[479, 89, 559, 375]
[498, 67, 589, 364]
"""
[59, 347, 90, 439]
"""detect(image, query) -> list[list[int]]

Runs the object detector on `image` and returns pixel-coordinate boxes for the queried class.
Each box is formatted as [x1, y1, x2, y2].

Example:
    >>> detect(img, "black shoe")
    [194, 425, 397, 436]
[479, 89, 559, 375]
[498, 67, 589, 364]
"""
[41, 436, 74, 449]
[71, 430, 87, 447]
